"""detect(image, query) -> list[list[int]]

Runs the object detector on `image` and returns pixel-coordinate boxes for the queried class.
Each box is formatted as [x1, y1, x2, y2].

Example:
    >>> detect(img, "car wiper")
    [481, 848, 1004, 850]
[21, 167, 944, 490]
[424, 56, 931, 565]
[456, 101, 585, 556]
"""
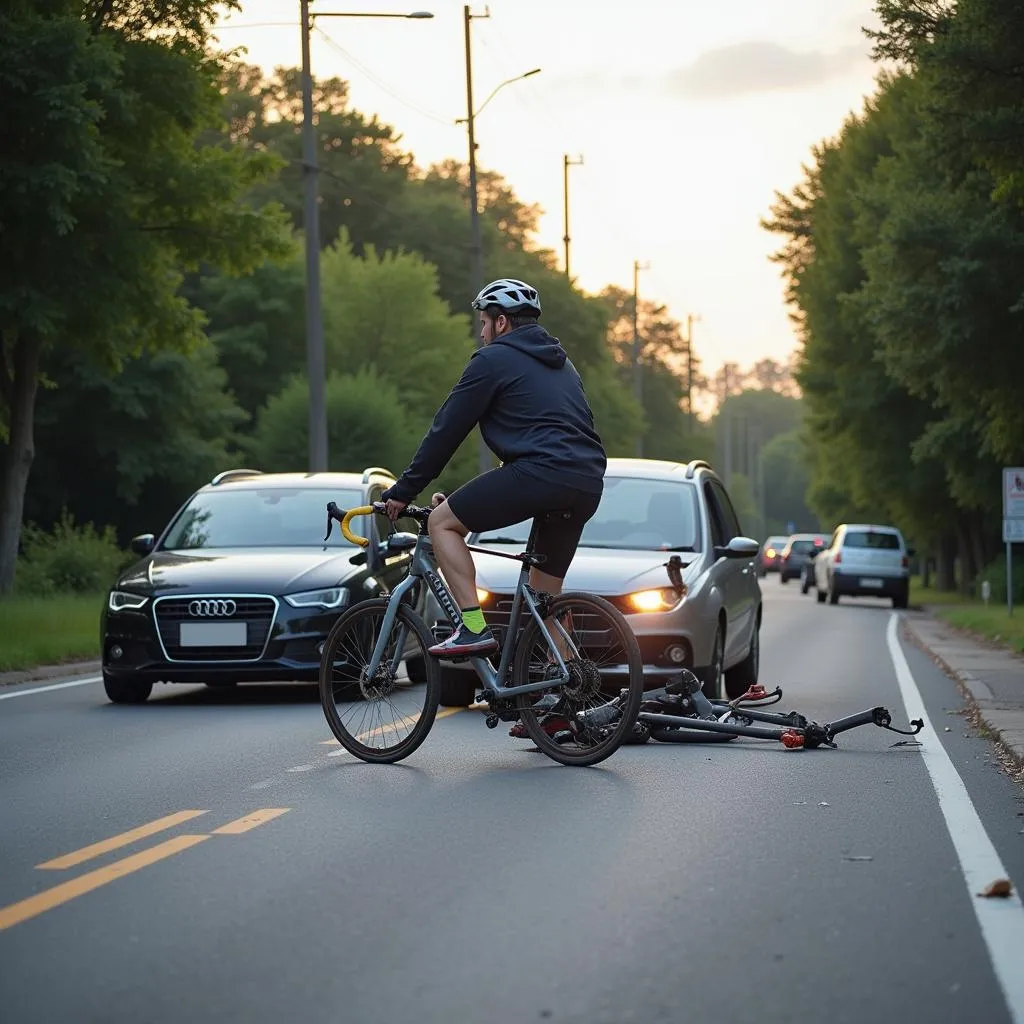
[664, 545, 697, 552]
[475, 536, 525, 544]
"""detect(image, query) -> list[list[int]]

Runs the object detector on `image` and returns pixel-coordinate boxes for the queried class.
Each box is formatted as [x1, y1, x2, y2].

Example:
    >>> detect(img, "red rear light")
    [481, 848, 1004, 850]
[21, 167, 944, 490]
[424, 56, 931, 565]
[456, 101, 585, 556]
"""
[834, 551, 842, 564]
[901, 555, 909, 568]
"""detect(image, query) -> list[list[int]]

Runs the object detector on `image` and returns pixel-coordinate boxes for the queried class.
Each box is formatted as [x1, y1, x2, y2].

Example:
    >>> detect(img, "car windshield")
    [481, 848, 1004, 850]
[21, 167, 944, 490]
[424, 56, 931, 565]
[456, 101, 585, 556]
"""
[474, 476, 701, 552]
[844, 530, 900, 550]
[160, 487, 365, 549]
[789, 539, 824, 553]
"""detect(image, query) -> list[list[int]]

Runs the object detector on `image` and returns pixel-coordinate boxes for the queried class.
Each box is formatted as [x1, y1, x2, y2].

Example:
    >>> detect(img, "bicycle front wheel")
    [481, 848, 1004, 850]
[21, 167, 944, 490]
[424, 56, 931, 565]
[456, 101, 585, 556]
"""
[319, 599, 440, 763]
[511, 592, 644, 767]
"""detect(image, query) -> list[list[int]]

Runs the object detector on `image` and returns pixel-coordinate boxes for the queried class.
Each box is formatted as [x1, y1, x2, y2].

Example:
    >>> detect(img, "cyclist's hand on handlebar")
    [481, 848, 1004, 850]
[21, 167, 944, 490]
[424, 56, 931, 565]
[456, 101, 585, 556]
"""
[430, 492, 446, 508]
[384, 498, 408, 522]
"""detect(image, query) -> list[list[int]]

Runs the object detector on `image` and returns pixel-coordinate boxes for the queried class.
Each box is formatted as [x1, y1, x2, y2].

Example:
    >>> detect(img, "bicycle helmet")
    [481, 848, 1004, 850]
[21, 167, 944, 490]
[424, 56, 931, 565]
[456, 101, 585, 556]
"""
[471, 278, 542, 317]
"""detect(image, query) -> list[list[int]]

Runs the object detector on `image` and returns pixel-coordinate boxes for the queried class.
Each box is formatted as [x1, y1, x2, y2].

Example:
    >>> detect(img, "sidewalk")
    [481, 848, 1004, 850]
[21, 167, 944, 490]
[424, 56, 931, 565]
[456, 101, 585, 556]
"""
[903, 609, 1024, 779]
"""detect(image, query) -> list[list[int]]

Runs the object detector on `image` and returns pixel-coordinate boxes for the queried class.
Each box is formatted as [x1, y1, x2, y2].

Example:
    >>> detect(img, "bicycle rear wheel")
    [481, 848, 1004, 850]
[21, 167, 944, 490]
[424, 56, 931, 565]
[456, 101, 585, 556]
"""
[319, 599, 440, 763]
[511, 592, 644, 767]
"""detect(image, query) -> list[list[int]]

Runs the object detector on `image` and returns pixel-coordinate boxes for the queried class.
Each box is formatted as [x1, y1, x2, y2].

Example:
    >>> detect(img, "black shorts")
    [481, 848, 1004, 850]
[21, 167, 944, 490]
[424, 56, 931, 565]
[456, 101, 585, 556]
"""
[446, 464, 602, 579]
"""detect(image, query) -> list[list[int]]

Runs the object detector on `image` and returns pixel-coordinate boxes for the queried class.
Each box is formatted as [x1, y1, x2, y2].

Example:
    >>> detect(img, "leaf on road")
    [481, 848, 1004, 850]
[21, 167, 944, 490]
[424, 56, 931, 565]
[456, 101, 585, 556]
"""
[976, 879, 1013, 898]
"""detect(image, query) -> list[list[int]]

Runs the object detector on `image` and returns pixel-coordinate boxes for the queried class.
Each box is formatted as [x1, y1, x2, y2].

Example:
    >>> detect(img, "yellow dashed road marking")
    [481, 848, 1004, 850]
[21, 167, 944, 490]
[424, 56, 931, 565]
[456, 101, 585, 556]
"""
[37, 810, 210, 871]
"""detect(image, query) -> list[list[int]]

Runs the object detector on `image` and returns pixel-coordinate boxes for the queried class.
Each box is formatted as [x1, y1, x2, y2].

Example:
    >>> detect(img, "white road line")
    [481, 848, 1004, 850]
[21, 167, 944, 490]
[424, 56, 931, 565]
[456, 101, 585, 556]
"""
[887, 614, 1024, 1024]
[0, 676, 102, 702]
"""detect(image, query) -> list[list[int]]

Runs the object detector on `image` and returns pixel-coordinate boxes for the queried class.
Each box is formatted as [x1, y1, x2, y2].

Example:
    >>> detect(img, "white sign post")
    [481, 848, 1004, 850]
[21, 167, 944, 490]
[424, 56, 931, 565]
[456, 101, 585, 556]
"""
[1003, 467, 1024, 616]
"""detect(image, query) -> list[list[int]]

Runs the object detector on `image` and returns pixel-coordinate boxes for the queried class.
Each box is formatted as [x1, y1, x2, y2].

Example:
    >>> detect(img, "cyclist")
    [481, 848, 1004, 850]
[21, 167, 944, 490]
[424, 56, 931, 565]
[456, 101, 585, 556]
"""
[382, 277, 607, 658]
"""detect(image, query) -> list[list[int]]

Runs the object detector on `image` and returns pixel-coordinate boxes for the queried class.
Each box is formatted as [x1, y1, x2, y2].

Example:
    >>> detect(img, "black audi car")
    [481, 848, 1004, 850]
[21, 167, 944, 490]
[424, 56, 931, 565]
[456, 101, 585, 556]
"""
[101, 467, 425, 703]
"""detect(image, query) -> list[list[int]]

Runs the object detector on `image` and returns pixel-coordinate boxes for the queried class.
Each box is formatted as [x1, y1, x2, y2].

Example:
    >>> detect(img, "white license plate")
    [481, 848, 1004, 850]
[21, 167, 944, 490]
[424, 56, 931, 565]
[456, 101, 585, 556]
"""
[860, 578, 884, 588]
[179, 621, 248, 647]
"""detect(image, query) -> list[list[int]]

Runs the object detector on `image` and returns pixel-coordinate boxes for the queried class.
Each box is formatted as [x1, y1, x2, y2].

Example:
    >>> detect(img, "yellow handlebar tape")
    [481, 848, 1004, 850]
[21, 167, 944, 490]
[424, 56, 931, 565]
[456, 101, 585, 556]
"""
[341, 505, 374, 547]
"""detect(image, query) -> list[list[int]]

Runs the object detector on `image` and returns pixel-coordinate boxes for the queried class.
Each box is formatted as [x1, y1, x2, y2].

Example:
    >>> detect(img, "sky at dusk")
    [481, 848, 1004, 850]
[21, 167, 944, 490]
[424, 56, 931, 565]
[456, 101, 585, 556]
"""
[212, 0, 886, 378]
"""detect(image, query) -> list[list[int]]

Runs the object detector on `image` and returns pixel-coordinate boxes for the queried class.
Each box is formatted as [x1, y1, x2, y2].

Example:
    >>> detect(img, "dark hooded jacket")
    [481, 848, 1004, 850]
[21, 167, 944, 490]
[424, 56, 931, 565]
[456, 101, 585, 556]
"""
[384, 324, 607, 502]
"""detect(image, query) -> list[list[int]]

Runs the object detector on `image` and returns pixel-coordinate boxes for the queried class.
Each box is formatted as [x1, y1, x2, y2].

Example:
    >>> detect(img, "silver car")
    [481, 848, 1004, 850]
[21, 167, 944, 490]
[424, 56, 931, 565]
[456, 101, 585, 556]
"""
[432, 458, 762, 704]
[811, 523, 911, 608]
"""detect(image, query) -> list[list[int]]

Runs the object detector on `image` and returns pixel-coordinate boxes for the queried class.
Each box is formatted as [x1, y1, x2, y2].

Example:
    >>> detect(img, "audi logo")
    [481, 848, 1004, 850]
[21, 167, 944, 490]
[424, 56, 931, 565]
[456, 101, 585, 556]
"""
[188, 599, 237, 617]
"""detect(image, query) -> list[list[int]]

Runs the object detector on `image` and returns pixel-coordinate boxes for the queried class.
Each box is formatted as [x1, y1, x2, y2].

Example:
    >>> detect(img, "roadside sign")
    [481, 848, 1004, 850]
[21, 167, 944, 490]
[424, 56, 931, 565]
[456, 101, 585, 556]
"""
[1004, 467, 1024, 518]
[1004, 519, 1024, 543]
[1003, 468, 1023, 617]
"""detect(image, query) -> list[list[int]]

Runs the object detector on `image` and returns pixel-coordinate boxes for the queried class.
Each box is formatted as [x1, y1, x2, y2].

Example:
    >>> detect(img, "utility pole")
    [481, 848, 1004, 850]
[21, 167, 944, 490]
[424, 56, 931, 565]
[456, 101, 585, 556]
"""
[632, 260, 649, 457]
[464, 4, 491, 476]
[685, 313, 701, 434]
[562, 153, 583, 278]
[300, 4, 433, 473]
[300, 0, 328, 472]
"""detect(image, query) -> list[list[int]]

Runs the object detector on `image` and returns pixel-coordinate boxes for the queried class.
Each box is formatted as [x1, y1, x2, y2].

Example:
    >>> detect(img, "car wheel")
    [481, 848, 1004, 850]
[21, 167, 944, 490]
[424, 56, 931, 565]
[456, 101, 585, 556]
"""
[103, 673, 153, 705]
[780, 574, 789, 584]
[801, 576, 810, 595]
[816, 587, 826, 604]
[699, 624, 725, 700]
[828, 576, 840, 605]
[438, 666, 477, 708]
[724, 619, 759, 699]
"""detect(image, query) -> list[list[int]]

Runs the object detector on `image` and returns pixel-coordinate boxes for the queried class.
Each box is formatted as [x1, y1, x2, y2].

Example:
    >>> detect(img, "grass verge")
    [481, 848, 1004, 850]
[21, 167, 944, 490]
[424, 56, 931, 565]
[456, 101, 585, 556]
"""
[910, 580, 1024, 654]
[0, 593, 104, 673]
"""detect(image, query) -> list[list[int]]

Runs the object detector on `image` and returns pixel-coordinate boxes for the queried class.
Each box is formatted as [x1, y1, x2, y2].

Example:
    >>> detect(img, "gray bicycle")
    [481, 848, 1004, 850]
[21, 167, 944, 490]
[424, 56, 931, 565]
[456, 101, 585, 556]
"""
[318, 500, 644, 767]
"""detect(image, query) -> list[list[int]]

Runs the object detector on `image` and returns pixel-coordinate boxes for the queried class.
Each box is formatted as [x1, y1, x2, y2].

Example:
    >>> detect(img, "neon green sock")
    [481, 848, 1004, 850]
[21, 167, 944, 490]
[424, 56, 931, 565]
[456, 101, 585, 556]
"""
[462, 607, 487, 633]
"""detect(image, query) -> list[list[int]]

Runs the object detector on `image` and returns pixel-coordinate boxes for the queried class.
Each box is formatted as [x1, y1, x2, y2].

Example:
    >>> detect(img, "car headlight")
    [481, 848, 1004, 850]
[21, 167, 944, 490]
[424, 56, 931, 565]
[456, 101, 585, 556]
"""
[284, 588, 349, 610]
[626, 587, 686, 613]
[108, 590, 149, 612]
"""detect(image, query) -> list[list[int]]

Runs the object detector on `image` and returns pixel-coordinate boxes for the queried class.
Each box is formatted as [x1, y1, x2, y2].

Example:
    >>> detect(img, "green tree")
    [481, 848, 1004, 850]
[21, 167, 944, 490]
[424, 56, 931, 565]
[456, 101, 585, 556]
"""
[0, 0, 288, 592]
[247, 369, 413, 477]
[24, 343, 245, 544]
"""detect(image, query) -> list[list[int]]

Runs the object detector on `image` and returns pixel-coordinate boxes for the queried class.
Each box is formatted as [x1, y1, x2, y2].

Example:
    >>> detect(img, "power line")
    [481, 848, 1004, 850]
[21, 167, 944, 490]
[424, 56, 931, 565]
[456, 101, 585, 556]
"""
[315, 26, 455, 127]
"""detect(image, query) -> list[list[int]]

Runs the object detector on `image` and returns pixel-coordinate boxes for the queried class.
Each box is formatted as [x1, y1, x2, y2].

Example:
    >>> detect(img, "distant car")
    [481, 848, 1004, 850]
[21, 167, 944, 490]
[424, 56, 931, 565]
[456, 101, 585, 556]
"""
[811, 524, 912, 608]
[100, 467, 430, 704]
[431, 458, 763, 706]
[759, 536, 789, 577]
[778, 533, 829, 586]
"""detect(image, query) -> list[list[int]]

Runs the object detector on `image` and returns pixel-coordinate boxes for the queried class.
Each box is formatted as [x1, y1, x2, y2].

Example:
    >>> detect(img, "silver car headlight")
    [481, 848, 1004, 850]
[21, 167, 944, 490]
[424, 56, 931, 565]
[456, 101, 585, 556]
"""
[284, 588, 349, 610]
[625, 586, 686, 613]
[108, 590, 149, 612]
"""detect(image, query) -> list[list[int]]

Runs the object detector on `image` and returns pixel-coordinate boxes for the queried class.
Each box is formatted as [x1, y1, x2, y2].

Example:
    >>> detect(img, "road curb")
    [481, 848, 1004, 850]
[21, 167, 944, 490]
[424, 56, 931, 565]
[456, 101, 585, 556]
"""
[0, 661, 102, 689]
[900, 614, 1024, 778]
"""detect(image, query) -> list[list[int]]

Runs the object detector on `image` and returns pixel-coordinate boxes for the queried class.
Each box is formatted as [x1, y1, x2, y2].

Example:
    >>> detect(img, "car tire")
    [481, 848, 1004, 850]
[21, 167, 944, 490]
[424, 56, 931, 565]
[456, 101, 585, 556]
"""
[816, 587, 826, 604]
[801, 577, 810, 595]
[724, 620, 759, 699]
[780, 574, 789, 584]
[699, 624, 725, 700]
[405, 655, 428, 684]
[103, 673, 153, 704]
[828, 577, 840, 605]
[892, 587, 909, 610]
[438, 666, 477, 708]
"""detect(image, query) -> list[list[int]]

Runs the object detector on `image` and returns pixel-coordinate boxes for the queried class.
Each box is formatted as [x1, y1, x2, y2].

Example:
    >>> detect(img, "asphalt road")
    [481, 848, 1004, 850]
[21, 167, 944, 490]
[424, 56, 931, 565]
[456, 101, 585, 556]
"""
[2, 582, 1023, 1024]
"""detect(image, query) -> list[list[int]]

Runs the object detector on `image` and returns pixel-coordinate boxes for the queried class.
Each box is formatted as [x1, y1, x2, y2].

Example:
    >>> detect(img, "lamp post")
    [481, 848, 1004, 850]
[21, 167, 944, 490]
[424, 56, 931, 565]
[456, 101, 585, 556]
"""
[563, 153, 583, 278]
[299, 2, 434, 472]
[462, 5, 540, 474]
[632, 259, 649, 457]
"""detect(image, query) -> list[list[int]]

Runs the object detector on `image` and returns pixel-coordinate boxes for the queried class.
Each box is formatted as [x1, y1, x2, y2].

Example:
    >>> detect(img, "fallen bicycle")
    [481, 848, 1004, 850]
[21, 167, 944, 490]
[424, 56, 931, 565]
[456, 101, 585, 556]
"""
[503, 668, 924, 750]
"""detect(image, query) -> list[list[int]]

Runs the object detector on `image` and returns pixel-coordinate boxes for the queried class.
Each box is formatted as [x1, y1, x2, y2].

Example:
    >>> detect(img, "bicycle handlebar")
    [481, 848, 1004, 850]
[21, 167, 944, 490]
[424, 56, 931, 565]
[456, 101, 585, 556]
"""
[324, 500, 435, 546]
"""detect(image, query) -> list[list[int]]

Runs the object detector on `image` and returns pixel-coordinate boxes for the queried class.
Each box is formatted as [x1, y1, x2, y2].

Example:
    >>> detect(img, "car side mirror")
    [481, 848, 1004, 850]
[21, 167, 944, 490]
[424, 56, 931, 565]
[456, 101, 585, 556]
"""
[715, 536, 761, 560]
[130, 533, 155, 556]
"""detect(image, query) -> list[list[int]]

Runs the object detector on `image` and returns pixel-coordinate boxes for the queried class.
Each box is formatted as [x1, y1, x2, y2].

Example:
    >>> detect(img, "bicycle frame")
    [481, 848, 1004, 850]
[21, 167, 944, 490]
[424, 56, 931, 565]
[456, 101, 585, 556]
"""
[362, 532, 575, 699]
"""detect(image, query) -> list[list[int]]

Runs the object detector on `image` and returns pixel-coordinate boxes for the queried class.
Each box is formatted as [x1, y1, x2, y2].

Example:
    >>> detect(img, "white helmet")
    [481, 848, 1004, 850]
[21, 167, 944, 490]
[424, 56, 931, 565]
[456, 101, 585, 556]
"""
[471, 278, 542, 317]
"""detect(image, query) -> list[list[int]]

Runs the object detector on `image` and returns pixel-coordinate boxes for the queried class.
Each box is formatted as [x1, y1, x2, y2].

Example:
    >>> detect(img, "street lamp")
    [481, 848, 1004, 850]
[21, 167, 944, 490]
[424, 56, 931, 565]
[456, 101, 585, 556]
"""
[463, 12, 542, 474]
[299, 2, 434, 472]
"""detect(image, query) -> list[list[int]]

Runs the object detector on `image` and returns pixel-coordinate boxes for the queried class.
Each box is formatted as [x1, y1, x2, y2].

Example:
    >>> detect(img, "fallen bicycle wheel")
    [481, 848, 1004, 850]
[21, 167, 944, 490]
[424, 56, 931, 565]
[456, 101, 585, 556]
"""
[319, 599, 440, 763]
[511, 593, 644, 767]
